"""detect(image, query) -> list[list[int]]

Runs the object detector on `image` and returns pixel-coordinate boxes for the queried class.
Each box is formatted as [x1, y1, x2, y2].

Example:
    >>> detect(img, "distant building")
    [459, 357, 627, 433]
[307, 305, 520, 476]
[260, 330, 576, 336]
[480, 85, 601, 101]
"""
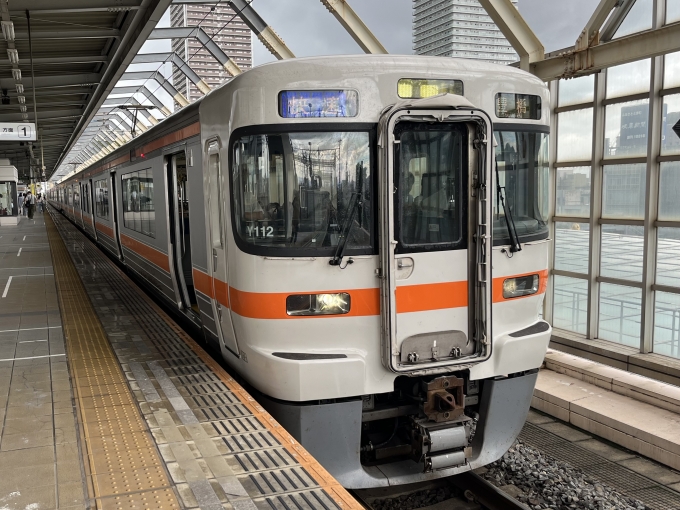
[413, 0, 518, 64]
[170, 4, 252, 103]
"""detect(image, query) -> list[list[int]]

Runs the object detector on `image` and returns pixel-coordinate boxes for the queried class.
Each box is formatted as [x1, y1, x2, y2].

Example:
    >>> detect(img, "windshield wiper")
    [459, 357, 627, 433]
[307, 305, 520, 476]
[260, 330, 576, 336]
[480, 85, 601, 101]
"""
[329, 192, 361, 267]
[495, 160, 522, 253]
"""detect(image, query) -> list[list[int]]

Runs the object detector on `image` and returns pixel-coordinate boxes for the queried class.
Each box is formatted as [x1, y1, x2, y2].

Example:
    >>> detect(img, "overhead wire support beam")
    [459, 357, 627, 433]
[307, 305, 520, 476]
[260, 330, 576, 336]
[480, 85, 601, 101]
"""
[319, 0, 387, 54]
[531, 21, 680, 81]
[112, 85, 172, 116]
[147, 29, 241, 77]
[478, 0, 544, 71]
[227, 0, 295, 59]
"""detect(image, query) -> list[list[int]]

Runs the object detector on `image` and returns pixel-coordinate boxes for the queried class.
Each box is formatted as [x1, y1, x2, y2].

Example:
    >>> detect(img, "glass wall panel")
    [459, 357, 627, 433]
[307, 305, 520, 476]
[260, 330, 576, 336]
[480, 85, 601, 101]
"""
[667, 0, 680, 23]
[602, 164, 646, 218]
[553, 275, 588, 335]
[604, 100, 649, 158]
[554, 222, 590, 273]
[661, 95, 680, 156]
[664, 52, 680, 88]
[659, 162, 680, 219]
[598, 283, 641, 347]
[556, 166, 591, 216]
[557, 108, 593, 162]
[558, 75, 594, 107]
[613, 0, 653, 38]
[654, 291, 680, 359]
[600, 224, 644, 281]
[657, 228, 680, 287]
[606, 59, 651, 99]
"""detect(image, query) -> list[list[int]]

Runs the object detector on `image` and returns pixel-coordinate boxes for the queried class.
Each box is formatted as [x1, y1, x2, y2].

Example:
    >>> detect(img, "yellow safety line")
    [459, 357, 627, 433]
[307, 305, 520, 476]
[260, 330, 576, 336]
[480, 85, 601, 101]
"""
[45, 213, 181, 510]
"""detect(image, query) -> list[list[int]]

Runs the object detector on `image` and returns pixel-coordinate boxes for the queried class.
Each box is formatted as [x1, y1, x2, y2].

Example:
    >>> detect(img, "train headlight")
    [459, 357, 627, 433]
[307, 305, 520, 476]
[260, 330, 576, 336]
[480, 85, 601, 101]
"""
[502, 275, 539, 299]
[286, 293, 351, 316]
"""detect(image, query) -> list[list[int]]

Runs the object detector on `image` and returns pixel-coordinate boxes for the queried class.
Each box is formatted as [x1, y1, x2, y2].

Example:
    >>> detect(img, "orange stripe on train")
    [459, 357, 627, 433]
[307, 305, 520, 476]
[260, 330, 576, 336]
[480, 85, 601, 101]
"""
[120, 234, 170, 273]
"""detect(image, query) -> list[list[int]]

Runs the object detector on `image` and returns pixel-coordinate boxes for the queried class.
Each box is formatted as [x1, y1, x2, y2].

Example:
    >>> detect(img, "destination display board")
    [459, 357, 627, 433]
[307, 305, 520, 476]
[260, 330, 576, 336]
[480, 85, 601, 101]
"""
[0, 122, 36, 141]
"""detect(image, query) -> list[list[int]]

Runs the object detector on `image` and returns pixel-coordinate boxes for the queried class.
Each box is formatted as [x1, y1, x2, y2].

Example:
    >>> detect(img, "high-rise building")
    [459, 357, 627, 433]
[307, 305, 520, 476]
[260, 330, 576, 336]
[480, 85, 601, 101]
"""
[413, 0, 518, 65]
[170, 4, 252, 102]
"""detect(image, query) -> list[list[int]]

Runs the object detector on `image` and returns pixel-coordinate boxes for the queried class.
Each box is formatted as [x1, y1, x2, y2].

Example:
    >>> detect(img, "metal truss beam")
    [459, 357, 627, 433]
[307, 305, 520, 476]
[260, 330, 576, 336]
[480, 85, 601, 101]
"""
[148, 28, 242, 76]
[14, 29, 120, 39]
[601, 0, 638, 41]
[132, 50, 211, 92]
[478, 0, 544, 70]
[120, 70, 189, 106]
[532, 21, 680, 81]
[0, 55, 109, 65]
[575, 0, 619, 51]
[319, 0, 387, 54]
[0, 73, 100, 90]
[15, 0, 141, 12]
[228, 0, 294, 59]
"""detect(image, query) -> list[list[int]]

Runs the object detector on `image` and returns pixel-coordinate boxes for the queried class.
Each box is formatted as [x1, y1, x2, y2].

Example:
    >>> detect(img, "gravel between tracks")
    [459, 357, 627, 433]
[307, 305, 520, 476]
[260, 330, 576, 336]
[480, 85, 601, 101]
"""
[482, 440, 648, 510]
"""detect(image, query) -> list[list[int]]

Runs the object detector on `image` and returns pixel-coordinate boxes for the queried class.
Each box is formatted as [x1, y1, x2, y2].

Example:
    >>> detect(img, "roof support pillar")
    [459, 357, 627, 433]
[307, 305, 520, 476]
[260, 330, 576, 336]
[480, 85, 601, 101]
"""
[478, 0, 544, 71]
[319, 0, 387, 54]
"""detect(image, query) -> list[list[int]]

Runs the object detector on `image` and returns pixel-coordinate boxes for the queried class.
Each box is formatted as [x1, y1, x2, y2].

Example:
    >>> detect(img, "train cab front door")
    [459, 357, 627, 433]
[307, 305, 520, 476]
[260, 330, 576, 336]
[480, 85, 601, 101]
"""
[206, 141, 239, 356]
[379, 99, 492, 373]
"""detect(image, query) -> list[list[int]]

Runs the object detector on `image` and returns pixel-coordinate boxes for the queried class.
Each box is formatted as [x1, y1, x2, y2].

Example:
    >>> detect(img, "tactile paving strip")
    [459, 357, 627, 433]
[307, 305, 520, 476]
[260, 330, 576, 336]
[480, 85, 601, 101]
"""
[49, 209, 362, 510]
[45, 213, 181, 510]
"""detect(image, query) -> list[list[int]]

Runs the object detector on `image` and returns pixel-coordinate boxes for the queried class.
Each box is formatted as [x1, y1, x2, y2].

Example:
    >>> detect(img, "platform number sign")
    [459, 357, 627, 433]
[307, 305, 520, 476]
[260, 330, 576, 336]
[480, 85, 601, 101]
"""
[0, 122, 36, 141]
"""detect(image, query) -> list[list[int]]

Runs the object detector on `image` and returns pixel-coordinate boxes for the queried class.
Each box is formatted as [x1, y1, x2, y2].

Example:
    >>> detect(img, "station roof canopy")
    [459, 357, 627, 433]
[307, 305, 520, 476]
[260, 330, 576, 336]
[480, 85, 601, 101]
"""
[0, 0, 171, 181]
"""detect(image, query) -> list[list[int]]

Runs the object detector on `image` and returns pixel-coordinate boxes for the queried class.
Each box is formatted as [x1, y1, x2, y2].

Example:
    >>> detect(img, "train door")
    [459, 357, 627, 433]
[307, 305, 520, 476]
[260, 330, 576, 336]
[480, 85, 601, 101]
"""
[89, 179, 97, 240]
[205, 141, 239, 356]
[379, 105, 492, 373]
[110, 172, 124, 260]
[167, 151, 199, 314]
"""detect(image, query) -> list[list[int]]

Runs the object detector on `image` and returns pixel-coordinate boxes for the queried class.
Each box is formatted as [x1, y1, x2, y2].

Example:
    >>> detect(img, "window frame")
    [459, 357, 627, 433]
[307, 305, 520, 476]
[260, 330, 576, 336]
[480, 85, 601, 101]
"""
[393, 120, 469, 254]
[228, 122, 378, 258]
[121, 167, 155, 238]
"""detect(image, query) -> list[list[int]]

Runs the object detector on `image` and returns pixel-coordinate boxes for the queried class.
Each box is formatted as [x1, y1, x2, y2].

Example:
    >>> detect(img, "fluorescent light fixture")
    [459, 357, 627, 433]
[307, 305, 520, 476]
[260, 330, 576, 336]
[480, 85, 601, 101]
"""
[1, 21, 14, 42]
[17, 96, 25, 104]
[21, 113, 28, 120]
[15, 84, 23, 93]
[7, 49, 18, 64]
[11, 69, 21, 81]
[19, 105, 26, 112]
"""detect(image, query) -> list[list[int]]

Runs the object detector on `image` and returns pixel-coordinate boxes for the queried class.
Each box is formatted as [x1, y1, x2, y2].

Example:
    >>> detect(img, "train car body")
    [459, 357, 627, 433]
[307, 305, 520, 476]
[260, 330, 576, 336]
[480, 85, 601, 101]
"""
[49, 55, 552, 488]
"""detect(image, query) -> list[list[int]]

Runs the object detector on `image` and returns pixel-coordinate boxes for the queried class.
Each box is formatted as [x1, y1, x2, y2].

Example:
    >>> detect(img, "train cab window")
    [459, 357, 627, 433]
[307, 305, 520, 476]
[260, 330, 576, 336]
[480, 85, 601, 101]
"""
[232, 130, 372, 255]
[493, 130, 550, 245]
[395, 122, 466, 252]
[95, 178, 109, 219]
[122, 169, 155, 237]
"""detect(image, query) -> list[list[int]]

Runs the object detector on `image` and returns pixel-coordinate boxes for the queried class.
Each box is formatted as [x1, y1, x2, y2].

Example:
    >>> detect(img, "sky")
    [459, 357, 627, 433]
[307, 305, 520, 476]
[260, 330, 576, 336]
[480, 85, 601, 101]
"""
[249, 0, 598, 65]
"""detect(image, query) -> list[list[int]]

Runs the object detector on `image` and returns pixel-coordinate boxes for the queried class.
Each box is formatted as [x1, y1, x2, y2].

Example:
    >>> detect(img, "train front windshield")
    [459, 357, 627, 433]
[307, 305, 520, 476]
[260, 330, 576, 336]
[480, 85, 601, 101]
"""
[493, 130, 549, 245]
[232, 130, 372, 254]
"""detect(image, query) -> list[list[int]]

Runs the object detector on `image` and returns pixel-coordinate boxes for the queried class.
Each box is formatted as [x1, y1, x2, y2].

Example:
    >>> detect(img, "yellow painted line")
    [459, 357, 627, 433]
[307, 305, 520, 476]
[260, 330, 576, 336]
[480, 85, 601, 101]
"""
[45, 213, 181, 510]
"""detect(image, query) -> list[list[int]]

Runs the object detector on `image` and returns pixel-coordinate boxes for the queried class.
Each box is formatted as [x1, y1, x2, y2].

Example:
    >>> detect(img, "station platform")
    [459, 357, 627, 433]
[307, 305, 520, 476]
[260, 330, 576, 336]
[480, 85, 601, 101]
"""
[0, 209, 360, 510]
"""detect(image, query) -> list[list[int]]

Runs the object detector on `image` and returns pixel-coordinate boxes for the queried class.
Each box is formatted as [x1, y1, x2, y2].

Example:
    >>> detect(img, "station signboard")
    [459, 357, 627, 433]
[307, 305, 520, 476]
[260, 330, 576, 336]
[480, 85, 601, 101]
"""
[0, 122, 36, 141]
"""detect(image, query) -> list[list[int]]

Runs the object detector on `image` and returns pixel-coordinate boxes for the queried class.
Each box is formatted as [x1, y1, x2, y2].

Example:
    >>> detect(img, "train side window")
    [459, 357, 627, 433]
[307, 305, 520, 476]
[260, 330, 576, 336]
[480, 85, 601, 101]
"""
[122, 169, 155, 237]
[95, 178, 109, 219]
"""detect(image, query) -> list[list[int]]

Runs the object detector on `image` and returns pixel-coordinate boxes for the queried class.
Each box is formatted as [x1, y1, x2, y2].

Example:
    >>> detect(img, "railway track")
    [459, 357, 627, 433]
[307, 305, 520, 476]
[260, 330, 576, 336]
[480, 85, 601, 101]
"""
[351, 471, 530, 510]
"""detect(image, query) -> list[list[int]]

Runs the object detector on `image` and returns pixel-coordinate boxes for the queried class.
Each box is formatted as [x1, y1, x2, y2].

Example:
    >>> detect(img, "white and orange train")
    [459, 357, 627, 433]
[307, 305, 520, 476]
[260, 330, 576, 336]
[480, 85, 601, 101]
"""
[50, 55, 551, 488]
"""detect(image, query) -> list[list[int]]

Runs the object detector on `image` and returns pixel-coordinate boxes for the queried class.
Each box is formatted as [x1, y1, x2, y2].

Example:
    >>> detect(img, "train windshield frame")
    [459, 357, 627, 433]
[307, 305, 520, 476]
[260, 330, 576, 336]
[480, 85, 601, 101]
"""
[493, 125, 550, 246]
[230, 124, 376, 257]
